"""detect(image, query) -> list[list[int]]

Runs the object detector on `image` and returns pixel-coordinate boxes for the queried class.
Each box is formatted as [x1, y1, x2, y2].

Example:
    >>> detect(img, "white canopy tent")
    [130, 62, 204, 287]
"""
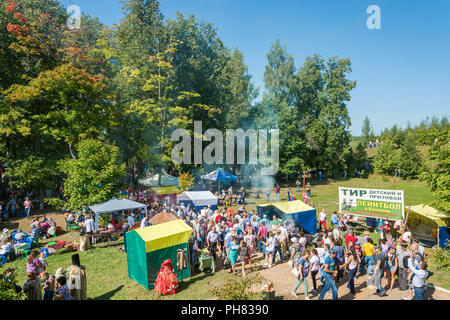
[177, 191, 218, 211]
[89, 198, 147, 231]
[137, 173, 179, 187]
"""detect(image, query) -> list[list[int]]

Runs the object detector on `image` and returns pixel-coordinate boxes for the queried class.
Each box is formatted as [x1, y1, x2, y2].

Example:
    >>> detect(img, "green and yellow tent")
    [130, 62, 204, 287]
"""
[406, 204, 449, 248]
[126, 219, 193, 289]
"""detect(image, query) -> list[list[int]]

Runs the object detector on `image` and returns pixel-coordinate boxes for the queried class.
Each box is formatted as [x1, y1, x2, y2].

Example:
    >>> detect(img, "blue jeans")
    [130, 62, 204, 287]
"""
[297, 186, 300, 192]
[365, 255, 374, 274]
[272, 245, 283, 263]
[319, 271, 338, 300]
[275, 193, 280, 201]
[414, 286, 425, 300]
[25, 208, 31, 217]
[347, 267, 358, 294]
[374, 269, 385, 294]
[320, 267, 325, 284]
[258, 237, 266, 254]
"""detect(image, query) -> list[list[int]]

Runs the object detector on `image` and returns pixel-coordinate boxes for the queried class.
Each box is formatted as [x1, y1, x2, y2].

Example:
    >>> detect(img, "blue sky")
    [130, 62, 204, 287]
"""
[61, 0, 450, 135]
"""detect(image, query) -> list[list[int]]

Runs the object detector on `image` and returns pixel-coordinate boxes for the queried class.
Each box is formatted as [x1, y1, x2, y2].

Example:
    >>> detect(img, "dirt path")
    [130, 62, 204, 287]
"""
[247, 253, 449, 300]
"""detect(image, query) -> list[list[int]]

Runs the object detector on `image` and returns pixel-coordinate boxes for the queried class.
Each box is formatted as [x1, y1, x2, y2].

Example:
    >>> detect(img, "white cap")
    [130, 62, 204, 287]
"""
[291, 237, 298, 243]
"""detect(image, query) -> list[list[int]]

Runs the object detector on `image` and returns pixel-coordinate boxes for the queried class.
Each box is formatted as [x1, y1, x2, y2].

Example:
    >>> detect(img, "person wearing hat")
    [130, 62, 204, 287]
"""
[396, 241, 410, 290]
[318, 248, 338, 300]
[23, 272, 42, 300]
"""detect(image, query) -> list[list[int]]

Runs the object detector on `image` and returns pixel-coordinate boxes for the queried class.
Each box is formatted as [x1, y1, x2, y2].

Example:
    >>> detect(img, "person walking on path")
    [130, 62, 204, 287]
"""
[24, 197, 33, 219]
[319, 249, 338, 300]
[385, 246, 398, 292]
[309, 249, 320, 293]
[264, 231, 276, 268]
[362, 237, 375, 275]
[340, 246, 360, 295]
[396, 241, 410, 290]
[227, 237, 239, 274]
[292, 251, 311, 299]
[318, 209, 328, 232]
[371, 245, 387, 297]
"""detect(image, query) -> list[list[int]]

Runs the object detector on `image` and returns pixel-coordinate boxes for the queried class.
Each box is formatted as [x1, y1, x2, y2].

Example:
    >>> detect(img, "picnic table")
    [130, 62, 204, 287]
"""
[219, 195, 240, 206]
[91, 230, 123, 246]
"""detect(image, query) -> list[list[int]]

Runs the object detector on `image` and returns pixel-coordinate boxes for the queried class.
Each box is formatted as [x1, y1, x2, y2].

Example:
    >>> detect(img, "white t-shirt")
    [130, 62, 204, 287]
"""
[324, 237, 332, 246]
[299, 237, 307, 252]
[127, 216, 135, 228]
[310, 255, 320, 272]
[319, 212, 327, 222]
[316, 247, 326, 264]
[0, 242, 13, 255]
[333, 229, 340, 240]
[84, 219, 96, 233]
[266, 237, 276, 251]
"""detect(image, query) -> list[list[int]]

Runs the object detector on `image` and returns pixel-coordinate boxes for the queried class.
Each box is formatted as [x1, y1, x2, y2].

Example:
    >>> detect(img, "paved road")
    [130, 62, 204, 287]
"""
[247, 253, 449, 300]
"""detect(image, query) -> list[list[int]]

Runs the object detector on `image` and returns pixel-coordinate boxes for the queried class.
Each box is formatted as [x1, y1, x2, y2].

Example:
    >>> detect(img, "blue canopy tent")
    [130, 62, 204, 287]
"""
[177, 191, 218, 212]
[257, 201, 317, 234]
[201, 169, 238, 193]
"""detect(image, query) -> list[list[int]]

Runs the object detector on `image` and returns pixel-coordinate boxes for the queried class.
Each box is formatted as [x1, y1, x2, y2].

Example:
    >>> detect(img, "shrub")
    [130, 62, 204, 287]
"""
[0, 268, 24, 300]
[430, 247, 449, 270]
[210, 273, 264, 300]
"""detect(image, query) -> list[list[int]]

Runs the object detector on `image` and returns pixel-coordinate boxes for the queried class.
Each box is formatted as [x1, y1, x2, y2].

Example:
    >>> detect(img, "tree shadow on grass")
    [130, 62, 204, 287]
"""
[91, 285, 125, 300]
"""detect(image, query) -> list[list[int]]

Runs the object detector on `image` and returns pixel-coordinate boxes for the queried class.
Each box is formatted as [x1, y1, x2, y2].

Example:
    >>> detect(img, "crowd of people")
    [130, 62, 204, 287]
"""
[0, 181, 434, 301]
[4, 253, 87, 300]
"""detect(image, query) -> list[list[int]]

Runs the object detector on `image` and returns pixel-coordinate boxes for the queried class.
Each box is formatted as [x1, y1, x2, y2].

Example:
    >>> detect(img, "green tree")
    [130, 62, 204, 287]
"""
[178, 172, 194, 192]
[420, 141, 450, 212]
[373, 138, 399, 175]
[399, 132, 422, 178]
[46, 139, 127, 211]
[361, 116, 375, 146]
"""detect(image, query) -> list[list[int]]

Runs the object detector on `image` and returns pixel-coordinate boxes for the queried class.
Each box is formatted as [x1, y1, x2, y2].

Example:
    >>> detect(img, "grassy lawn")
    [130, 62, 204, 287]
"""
[4, 175, 448, 298]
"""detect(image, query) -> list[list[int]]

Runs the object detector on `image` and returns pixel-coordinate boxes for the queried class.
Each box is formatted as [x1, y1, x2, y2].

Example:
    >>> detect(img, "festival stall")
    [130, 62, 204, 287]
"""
[148, 186, 181, 205]
[406, 204, 449, 248]
[149, 211, 179, 225]
[126, 219, 193, 290]
[89, 198, 147, 231]
[177, 191, 218, 212]
[138, 172, 179, 187]
[257, 200, 317, 234]
[201, 169, 238, 193]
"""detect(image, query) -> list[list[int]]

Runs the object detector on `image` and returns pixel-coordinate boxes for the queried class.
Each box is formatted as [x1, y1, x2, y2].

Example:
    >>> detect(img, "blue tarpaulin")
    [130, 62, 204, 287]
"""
[201, 169, 238, 182]
[257, 201, 317, 234]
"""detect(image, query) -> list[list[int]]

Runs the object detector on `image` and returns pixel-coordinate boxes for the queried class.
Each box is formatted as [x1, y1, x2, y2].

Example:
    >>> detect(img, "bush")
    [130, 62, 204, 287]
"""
[430, 247, 449, 270]
[210, 273, 264, 300]
[0, 268, 24, 300]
